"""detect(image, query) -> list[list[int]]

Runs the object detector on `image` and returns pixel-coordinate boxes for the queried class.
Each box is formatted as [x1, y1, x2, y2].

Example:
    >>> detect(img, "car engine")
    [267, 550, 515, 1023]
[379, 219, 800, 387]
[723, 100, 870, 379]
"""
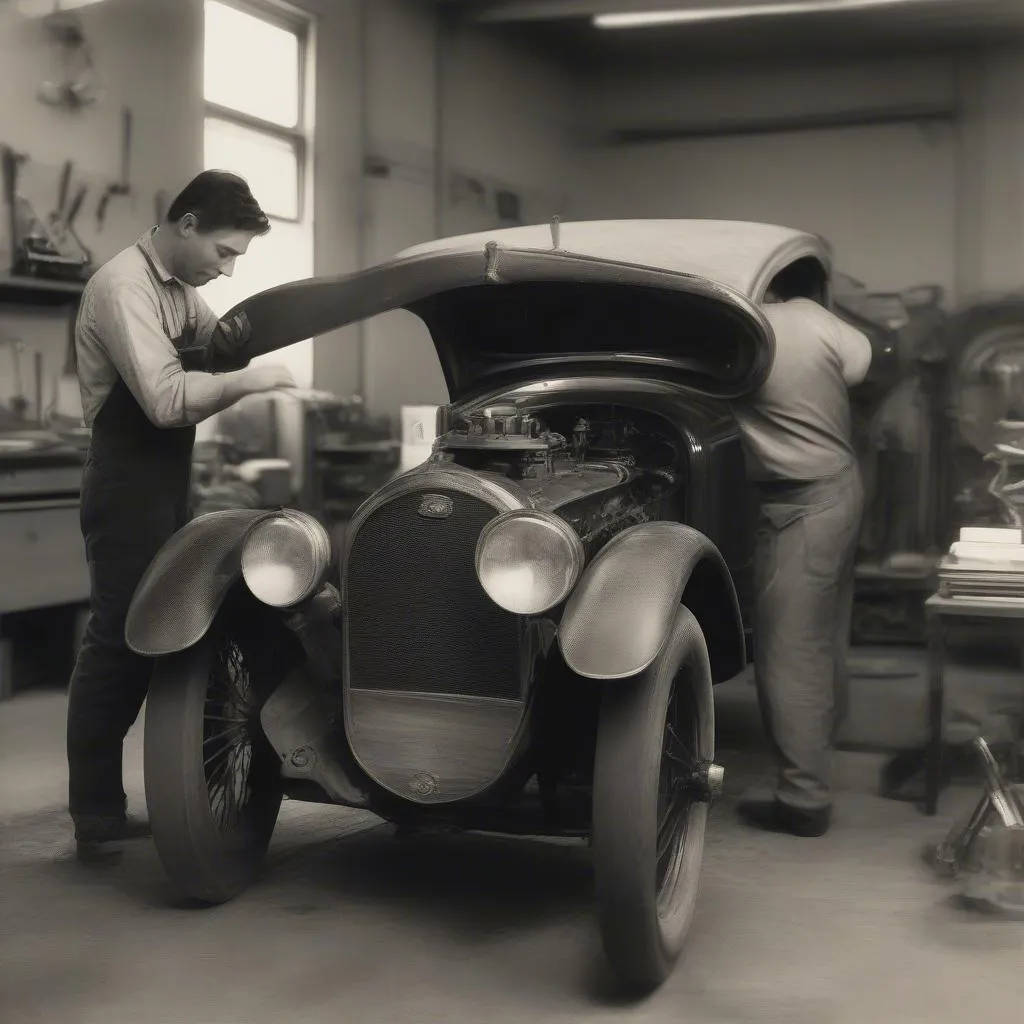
[433, 403, 685, 549]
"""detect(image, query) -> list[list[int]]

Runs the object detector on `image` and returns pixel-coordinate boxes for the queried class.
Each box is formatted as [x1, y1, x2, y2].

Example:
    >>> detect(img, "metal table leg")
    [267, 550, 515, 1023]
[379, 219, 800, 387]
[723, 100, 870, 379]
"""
[925, 615, 946, 815]
[0, 632, 11, 701]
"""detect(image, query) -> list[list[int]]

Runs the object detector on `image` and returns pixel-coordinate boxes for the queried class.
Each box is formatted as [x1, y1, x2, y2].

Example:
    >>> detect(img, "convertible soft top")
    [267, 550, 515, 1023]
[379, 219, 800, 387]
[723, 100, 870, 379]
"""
[396, 219, 829, 301]
[217, 219, 833, 402]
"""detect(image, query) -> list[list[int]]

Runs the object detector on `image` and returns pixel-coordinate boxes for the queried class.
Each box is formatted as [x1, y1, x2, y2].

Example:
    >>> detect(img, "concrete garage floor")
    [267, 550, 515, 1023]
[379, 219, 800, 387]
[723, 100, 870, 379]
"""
[1, 654, 1022, 1024]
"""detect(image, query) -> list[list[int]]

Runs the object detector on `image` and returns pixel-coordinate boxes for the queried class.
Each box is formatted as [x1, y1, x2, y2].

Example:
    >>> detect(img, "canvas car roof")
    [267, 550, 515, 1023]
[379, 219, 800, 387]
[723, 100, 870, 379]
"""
[395, 219, 830, 301]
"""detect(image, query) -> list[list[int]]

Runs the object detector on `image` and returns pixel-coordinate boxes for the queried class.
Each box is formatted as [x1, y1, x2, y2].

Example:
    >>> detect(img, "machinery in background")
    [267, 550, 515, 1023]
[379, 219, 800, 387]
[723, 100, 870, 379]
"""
[861, 289, 1024, 645]
[189, 437, 278, 518]
[215, 390, 400, 523]
[833, 275, 949, 645]
[948, 295, 1024, 533]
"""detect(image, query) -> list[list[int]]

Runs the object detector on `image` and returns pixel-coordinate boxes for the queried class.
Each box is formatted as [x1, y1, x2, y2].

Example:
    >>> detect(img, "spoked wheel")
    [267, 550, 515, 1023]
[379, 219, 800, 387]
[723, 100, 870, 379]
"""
[592, 605, 721, 994]
[144, 599, 293, 904]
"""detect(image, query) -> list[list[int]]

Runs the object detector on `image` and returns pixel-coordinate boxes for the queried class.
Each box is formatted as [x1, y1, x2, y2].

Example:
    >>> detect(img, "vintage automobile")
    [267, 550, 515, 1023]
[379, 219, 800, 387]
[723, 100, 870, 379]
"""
[125, 219, 895, 993]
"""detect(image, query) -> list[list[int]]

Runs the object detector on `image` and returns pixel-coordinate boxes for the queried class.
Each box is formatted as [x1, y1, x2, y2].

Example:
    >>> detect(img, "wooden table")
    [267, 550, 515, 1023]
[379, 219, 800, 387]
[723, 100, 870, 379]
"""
[924, 594, 1024, 815]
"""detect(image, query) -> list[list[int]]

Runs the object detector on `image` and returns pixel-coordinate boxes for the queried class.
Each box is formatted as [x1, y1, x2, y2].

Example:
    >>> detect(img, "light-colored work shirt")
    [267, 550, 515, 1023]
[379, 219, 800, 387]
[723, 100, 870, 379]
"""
[75, 229, 231, 429]
[730, 297, 873, 483]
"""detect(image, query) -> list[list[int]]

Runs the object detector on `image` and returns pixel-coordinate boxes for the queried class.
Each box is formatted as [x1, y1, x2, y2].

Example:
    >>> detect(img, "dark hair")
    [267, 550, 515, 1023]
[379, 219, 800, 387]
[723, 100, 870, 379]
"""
[165, 170, 271, 236]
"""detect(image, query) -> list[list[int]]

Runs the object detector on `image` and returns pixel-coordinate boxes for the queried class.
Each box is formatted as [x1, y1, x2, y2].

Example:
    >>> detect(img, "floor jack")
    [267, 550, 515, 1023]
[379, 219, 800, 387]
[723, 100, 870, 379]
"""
[923, 736, 1024, 915]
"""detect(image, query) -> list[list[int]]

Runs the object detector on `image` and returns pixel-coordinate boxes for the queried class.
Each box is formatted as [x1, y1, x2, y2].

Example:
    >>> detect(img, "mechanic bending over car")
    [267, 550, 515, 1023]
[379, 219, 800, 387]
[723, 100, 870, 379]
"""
[67, 170, 297, 861]
[729, 264, 873, 838]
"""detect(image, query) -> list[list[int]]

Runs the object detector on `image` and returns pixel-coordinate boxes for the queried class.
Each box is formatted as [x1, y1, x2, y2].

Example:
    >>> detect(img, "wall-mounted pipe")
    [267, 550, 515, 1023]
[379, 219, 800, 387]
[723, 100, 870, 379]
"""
[433, 4, 449, 240]
[951, 55, 971, 305]
[356, 0, 370, 402]
[602, 102, 957, 144]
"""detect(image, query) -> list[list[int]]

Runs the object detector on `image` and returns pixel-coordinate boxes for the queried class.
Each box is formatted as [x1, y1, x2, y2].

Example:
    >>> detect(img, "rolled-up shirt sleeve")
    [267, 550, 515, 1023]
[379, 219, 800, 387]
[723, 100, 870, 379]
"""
[91, 281, 231, 428]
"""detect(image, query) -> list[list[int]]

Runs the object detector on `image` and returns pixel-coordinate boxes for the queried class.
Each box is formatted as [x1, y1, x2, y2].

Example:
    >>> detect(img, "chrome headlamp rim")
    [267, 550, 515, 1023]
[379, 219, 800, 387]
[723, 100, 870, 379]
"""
[474, 508, 585, 615]
[240, 509, 332, 609]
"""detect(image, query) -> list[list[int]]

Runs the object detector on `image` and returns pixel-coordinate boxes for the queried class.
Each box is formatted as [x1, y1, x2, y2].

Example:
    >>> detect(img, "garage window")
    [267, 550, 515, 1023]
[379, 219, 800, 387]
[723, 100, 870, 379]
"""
[199, 0, 317, 392]
[202, 0, 310, 223]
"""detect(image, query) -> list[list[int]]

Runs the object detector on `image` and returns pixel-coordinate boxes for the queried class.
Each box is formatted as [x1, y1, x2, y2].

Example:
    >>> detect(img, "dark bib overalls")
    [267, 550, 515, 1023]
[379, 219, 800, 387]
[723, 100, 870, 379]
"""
[66, 374, 195, 819]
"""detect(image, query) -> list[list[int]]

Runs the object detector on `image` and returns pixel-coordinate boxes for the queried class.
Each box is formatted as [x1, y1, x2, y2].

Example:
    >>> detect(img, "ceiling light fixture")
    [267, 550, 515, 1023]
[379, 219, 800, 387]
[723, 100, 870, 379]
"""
[13, 0, 107, 17]
[593, 0, 944, 29]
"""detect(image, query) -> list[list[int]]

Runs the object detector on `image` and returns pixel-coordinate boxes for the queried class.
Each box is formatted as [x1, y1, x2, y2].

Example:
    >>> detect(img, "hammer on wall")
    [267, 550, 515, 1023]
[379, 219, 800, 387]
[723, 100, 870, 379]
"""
[96, 105, 132, 231]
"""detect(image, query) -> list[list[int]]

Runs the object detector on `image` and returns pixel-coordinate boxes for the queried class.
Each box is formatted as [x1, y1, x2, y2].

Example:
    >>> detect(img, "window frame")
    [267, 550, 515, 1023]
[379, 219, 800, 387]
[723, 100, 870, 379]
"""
[202, 0, 312, 224]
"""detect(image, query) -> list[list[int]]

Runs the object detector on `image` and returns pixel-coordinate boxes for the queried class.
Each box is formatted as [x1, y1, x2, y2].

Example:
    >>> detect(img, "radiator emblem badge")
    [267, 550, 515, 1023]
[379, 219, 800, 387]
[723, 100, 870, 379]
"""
[409, 772, 439, 797]
[417, 493, 453, 519]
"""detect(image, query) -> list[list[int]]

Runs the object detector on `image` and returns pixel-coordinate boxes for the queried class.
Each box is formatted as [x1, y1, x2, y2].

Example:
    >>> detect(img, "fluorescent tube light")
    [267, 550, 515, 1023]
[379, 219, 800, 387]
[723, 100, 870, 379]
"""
[594, 0, 936, 29]
[15, 0, 107, 17]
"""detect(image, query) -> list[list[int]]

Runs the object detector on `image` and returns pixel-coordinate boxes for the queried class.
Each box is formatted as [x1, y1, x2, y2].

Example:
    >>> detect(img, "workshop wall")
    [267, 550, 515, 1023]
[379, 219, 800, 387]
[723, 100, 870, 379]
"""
[358, 1, 577, 420]
[573, 48, 1024, 306]
[0, 0, 578, 428]
[954, 47, 1024, 299]
[6, 2, 1021, 430]
[0, 0, 204, 422]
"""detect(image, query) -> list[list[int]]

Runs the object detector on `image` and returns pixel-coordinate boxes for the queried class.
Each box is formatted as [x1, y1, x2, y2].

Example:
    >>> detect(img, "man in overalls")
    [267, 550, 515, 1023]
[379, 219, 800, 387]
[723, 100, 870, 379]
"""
[68, 170, 297, 859]
[730, 268, 872, 837]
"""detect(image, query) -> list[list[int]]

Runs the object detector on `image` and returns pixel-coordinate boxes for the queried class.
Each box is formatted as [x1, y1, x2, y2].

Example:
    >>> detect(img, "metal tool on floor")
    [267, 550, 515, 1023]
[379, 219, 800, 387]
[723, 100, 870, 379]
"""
[924, 735, 1024, 915]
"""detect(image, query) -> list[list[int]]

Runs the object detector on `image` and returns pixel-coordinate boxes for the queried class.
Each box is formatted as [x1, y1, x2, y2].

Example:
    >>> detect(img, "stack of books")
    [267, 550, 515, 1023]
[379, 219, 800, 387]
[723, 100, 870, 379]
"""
[937, 526, 1024, 600]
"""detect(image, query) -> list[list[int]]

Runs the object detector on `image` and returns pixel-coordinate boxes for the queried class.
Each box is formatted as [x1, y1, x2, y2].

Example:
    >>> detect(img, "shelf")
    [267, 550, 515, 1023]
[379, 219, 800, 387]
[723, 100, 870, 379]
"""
[0, 273, 87, 308]
[856, 561, 936, 582]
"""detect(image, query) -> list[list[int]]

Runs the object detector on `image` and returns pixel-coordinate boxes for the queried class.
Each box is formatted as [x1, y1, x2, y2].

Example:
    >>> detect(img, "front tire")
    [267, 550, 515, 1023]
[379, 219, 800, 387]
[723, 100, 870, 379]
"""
[144, 599, 291, 904]
[592, 605, 718, 993]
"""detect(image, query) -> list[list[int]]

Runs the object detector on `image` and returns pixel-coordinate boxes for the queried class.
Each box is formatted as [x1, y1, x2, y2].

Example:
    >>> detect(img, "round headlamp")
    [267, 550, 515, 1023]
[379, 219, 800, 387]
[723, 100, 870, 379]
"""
[475, 509, 584, 615]
[241, 511, 332, 608]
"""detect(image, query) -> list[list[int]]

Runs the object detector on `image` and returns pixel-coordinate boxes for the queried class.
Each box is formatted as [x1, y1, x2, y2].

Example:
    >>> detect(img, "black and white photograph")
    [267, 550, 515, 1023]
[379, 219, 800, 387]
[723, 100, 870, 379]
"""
[1, 1, 1023, 1021]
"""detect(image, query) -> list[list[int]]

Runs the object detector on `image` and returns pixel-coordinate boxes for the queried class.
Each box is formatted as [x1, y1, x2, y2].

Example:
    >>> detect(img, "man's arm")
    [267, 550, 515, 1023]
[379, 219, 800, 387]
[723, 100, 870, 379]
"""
[827, 313, 873, 386]
[91, 281, 277, 428]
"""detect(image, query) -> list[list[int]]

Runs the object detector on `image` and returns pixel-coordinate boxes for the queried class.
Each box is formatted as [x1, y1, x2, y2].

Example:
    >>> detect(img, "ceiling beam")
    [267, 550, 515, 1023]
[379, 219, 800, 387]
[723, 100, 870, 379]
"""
[465, 0, 783, 24]
[603, 102, 957, 144]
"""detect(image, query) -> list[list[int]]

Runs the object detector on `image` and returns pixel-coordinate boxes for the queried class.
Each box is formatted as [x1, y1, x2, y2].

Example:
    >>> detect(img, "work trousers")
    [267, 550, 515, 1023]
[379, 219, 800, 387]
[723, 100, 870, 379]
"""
[65, 451, 189, 818]
[752, 463, 865, 812]
[65, 378, 193, 820]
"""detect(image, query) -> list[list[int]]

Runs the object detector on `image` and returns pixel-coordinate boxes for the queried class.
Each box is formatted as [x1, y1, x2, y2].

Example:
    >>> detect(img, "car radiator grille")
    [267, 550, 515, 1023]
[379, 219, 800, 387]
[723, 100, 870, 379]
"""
[344, 488, 523, 702]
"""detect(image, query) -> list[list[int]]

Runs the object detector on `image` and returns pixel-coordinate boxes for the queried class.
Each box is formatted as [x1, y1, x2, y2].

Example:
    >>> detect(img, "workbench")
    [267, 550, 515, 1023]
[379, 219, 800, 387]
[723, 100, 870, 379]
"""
[0, 496, 90, 700]
[0, 272, 90, 699]
[924, 593, 1024, 816]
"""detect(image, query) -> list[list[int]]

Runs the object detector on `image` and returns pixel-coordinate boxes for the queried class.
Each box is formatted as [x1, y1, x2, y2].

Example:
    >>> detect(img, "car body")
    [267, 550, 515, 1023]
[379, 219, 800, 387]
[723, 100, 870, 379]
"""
[124, 219, 897, 994]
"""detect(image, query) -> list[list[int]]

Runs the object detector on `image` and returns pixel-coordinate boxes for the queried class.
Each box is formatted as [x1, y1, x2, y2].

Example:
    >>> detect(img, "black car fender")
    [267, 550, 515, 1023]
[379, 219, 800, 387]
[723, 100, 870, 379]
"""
[124, 508, 279, 657]
[557, 521, 746, 684]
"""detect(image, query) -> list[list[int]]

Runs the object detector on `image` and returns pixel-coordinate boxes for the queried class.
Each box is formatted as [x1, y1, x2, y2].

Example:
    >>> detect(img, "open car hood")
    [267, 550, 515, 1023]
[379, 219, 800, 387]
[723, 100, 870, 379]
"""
[217, 220, 831, 403]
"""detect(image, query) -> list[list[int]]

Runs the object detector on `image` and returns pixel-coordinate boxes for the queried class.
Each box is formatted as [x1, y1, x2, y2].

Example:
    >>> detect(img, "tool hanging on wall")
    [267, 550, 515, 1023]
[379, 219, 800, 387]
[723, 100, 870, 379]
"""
[95, 105, 132, 231]
[44, 159, 91, 268]
[2, 144, 91, 281]
[35, 10, 105, 111]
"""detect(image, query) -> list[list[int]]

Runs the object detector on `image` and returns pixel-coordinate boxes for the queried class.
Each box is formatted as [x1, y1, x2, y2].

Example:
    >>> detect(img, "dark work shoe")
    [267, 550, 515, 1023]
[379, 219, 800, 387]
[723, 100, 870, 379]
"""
[73, 814, 151, 863]
[737, 798, 831, 837]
